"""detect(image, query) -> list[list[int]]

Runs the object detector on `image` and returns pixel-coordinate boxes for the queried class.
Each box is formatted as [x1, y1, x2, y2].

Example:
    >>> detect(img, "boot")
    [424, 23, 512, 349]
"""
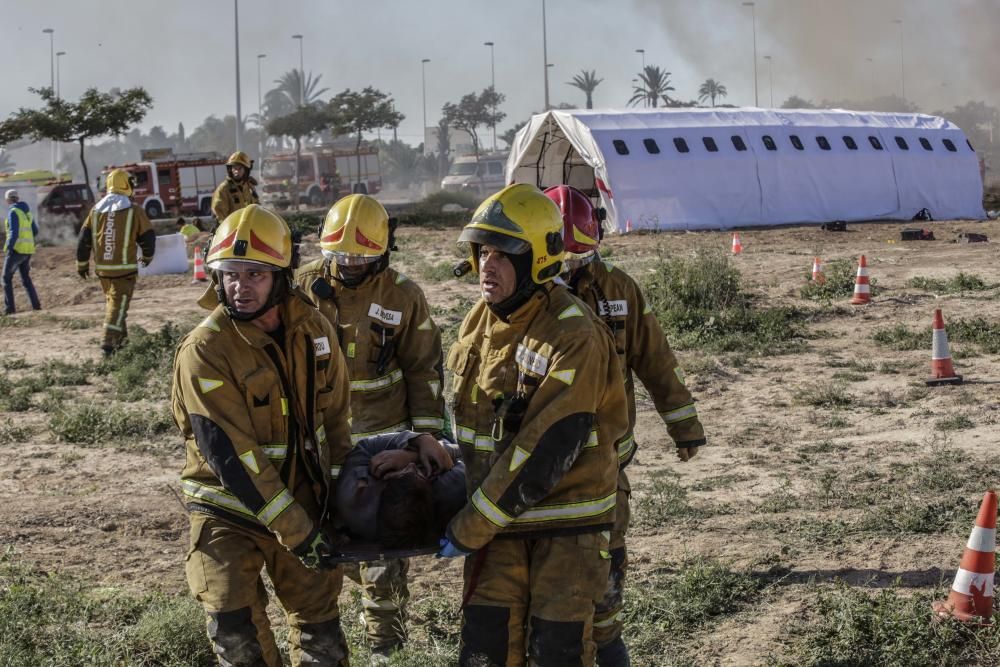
[596, 636, 630, 667]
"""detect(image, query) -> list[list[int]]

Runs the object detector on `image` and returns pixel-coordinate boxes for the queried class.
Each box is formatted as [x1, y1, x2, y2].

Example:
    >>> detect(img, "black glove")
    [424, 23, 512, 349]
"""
[291, 525, 339, 570]
[139, 256, 151, 268]
[77, 268, 89, 279]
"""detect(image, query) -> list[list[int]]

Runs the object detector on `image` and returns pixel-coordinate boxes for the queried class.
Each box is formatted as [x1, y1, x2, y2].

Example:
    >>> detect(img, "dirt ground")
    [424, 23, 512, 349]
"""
[2, 216, 999, 665]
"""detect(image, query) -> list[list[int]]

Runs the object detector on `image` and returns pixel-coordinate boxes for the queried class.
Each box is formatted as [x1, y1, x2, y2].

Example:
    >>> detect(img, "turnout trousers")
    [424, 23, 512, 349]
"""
[99, 274, 136, 351]
[185, 513, 349, 667]
[343, 558, 410, 649]
[460, 532, 611, 667]
[593, 470, 631, 648]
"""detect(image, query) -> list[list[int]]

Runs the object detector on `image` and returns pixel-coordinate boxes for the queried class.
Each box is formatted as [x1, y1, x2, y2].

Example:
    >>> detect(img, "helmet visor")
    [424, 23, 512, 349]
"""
[322, 249, 382, 266]
[209, 259, 280, 272]
[458, 227, 530, 256]
[563, 250, 597, 271]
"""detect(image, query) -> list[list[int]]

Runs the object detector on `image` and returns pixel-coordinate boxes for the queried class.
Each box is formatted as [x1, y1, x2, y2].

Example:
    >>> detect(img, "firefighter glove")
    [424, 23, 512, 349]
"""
[291, 525, 339, 569]
[436, 537, 471, 559]
[138, 256, 150, 268]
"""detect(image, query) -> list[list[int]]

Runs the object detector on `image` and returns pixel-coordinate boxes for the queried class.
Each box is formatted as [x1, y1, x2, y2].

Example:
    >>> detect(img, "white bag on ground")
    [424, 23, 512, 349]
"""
[138, 233, 189, 276]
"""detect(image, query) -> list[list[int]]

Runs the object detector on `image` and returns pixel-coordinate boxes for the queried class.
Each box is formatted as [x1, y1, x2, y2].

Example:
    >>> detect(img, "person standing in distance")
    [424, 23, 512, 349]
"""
[2, 189, 41, 315]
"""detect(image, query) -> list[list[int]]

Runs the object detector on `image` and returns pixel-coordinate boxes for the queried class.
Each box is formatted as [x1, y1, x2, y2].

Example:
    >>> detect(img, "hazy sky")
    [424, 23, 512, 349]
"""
[2, 0, 996, 150]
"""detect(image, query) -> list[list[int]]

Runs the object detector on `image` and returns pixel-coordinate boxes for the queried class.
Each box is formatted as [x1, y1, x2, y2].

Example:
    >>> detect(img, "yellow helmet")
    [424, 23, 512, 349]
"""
[459, 183, 565, 284]
[206, 204, 291, 271]
[226, 151, 253, 169]
[319, 194, 390, 265]
[106, 169, 134, 197]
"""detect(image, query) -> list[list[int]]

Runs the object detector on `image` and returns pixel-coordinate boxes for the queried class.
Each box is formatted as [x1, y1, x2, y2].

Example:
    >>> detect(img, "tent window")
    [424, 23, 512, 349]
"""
[869, 136, 883, 150]
[895, 136, 909, 150]
[790, 135, 804, 151]
[919, 137, 933, 151]
[843, 136, 858, 150]
[612, 139, 629, 155]
[643, 138, 660, 154]
[703, 137, 719, 152]
[762, 135, 777, 151]
[816, 136, 831, 151]
[731, 135, 747, 151]
[943, 139, 957, 152]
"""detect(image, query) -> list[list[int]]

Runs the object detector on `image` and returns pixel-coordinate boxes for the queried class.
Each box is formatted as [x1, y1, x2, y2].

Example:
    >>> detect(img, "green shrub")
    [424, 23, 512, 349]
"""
[775, 582, 1000, 666]
[633, 471, 704, 529]
[874, 317, 1000, 354]
[872, 323, 929, 351]
[644, 251, 809, 354]
[98, 324, 185, 401]
[907, 272, 993, 294]
[0, 418, 32, 445]
[0, 558, 213, 666]
[800, 259, 868, 300]
[49, 403, 174, 447]
[283, 211, 323, 237]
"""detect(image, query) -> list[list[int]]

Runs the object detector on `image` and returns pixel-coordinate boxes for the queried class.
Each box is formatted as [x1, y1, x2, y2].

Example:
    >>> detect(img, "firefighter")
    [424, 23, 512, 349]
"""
[76, 169, 155, 356]
[211, 151, 259, 224]
[439, 183, 628, 666]
[545, 184, 708, 667]
[171, 204, 352, 667]
[296, 193, 446, 659]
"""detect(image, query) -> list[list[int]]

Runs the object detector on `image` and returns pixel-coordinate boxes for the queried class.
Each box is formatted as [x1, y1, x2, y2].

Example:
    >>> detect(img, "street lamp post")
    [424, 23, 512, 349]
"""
[292, 34, 304, 107]
[233, 0, 243, 152]
[763, 55, 773, 107]
[635, 48, 646, 107]
[891, 19, 905, 101]
[742, 2, 759, 107]
[43, 28, 55, 170]
[484, 41, 496, 151]
[55, 51, 65, 100]
[541, 0, 550, 110]
[257, 54, 267, 157]
[421, 58, 431, 146]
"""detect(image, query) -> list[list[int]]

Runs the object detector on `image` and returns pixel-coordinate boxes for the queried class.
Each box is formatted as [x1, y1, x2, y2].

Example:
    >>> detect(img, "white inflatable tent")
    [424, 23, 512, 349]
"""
[506, 108, 985, 231]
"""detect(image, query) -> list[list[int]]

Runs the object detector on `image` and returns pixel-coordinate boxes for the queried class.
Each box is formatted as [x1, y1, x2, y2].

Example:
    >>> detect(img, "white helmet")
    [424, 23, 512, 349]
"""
[4, 189, 18, 201]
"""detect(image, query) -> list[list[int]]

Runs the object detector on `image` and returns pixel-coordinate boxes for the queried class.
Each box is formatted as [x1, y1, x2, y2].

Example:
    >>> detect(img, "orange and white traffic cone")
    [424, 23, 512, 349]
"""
[811, 257, 826, 284]
[849, 255, 871, 305]
[191, 245, 207, 284]
[731, 232, 743, 254]
[933, 490, 996, 625]
[926, 308, 963, 386]
[625, 218, 633, 233]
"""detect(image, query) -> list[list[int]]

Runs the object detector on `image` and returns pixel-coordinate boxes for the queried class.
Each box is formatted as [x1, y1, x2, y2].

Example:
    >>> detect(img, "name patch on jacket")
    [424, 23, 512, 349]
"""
[368, 303, 402, 326]
[515, 344, 549, 376]
[314, 336, 331, 356]
[597, 300, 629, 317]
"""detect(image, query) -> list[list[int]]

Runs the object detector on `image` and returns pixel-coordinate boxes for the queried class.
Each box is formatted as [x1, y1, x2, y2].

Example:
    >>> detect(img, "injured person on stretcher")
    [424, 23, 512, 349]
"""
[332, 430, 467, 562]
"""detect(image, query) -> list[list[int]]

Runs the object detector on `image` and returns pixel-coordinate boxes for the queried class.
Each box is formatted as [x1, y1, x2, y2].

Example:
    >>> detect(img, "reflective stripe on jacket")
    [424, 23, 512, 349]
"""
[571, 257, 706, 464]
[171, 287, 353, 550]
[444, 285, 628, 551]
[296, 259, 446, 439]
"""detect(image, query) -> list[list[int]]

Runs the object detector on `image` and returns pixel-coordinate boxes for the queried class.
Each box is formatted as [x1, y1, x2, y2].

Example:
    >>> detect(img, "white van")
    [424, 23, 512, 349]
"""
[441, 154, 508, 196]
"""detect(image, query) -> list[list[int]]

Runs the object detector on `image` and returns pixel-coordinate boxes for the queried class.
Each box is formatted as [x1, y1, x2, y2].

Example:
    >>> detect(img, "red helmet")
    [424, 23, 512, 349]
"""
[543, 185, 601, 253]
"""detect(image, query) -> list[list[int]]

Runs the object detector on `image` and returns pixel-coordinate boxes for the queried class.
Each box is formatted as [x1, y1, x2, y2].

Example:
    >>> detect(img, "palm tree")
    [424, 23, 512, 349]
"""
[697, 79, 728, 107]
[272, 69, 330, 108]
[567, 70, 604, 109]
[628, 66, 675, 108]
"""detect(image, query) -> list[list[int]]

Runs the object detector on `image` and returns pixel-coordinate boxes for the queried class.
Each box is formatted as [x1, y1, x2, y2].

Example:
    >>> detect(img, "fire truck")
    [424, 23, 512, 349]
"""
[259, 142, 381, 208]
[101, 149, 231, 218]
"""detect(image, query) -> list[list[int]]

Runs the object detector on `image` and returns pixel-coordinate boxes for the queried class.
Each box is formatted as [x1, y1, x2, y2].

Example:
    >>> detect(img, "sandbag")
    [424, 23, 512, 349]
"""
[138, 233, 189, 276]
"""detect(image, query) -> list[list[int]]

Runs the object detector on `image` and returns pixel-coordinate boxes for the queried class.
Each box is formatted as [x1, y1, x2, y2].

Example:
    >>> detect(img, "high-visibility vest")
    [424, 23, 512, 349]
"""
[10, 208, 35, 255]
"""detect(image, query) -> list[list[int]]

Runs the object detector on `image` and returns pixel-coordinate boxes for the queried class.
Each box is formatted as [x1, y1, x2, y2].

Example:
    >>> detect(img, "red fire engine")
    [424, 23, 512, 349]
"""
[259, 142, 381, 208]
[101, 149, 231, 218]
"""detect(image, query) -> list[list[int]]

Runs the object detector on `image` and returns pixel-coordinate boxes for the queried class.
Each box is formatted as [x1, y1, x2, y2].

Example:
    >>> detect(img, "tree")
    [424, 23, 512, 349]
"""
[266, 105, 329, 205]
[628, 66, 675, 108]
[441, 87, 507, 159]
[0, 86, 152, 195]
[780, 95, 817, 109]
[567, 70, 603, 109]
[273, 69, 329, 108]
[501, 121, 528, 148]
[697, 79, 728, 107]
[327, 87, 404, 185]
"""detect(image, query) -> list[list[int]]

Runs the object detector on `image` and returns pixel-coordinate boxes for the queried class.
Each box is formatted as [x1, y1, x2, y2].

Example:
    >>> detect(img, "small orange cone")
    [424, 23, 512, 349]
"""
[191, 245, 207, 284]
[849, 255, 871, 305]
[933, 490, 996, 625]
[625, 218, 633, 233]
[731, 232, 743, 254]
[926, 308, 963, 386]
[811, 257, 826, 284]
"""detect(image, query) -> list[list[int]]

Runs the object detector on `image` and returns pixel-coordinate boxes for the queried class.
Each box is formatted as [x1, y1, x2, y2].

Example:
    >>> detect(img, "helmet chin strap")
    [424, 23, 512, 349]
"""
[214, 270, 290, 322]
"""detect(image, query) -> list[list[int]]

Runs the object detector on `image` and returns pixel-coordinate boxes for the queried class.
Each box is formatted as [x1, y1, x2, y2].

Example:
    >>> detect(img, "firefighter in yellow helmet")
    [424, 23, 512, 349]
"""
[211, 151, 259, 224]
[76, 169, 155, 356]
[296, 193, 446, 658]
[545, 185, 708, 666]
[171, 204, 353, 666]
[439, 183, 628, 666]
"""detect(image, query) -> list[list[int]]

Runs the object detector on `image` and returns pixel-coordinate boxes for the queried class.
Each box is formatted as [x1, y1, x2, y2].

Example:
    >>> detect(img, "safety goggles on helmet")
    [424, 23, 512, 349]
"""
[321, 249, 382, 266]
[563, 250, 597, 271]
